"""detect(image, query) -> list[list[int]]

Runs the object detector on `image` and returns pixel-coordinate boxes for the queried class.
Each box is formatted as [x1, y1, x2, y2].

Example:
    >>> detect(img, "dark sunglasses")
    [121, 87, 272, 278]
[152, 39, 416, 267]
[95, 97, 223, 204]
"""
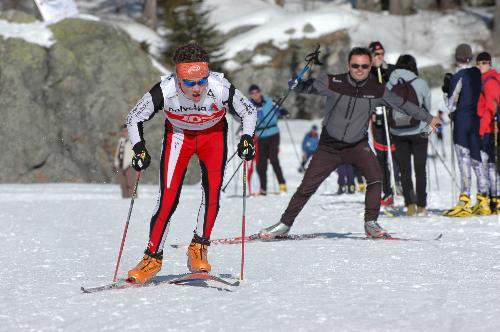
[182, 76, 209, 87]
[374, 52, 385, 56]
[350, 63, 371, 69]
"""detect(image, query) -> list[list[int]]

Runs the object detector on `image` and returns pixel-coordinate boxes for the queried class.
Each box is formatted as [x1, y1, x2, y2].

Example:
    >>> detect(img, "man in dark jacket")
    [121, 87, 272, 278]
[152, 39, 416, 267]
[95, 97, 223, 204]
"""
[259, 47, 440, 239]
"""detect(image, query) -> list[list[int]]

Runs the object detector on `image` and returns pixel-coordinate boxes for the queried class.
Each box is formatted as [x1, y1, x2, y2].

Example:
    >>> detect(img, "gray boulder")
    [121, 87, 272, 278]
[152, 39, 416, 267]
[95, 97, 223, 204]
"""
[228, 30, 351, 119]
[0, 12, 201, 185]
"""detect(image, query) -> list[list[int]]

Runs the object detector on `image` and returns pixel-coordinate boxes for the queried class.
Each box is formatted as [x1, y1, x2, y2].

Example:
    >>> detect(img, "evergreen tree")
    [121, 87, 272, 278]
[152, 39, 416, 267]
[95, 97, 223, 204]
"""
[162, 0, 225, 71]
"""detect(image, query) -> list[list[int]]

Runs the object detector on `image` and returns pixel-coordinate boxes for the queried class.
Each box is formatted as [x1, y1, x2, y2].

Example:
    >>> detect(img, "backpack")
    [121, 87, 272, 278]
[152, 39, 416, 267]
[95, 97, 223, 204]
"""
[388, 77, 421, 129]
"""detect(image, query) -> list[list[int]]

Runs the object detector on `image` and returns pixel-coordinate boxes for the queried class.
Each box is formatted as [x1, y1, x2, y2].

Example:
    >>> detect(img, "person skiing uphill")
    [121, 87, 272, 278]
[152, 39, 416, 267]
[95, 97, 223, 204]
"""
[259, 47, 441, 239]
[126, 42, 256, 283]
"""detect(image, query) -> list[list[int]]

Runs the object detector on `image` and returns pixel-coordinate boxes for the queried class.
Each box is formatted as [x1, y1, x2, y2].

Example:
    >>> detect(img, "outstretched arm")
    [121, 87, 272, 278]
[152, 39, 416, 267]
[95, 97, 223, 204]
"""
[293, 73, 331, 96]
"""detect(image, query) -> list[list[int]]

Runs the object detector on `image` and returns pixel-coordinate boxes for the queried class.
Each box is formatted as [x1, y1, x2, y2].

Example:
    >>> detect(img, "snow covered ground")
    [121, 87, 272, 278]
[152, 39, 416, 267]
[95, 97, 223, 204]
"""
[1, 119, 499, 332]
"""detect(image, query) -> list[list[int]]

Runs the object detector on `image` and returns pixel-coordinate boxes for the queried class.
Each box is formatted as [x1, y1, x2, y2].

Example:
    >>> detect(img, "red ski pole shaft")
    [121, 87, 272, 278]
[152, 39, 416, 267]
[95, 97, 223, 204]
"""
[113, 171, 141, 282]
[241, 161, 247, 281]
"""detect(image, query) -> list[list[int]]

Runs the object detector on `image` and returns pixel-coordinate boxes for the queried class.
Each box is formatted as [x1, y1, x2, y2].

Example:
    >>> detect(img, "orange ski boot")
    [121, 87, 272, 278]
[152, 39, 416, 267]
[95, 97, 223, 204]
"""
[187, 236, 211, 273]
[127, 251, 162, 284]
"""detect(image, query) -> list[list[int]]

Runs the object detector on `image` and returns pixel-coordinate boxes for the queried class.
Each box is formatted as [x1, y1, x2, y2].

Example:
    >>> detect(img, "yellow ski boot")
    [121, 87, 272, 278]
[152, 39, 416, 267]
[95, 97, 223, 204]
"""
[471, 193, 491, 215]
[187, 236, 211, 273]
[491, 197, 499, 214]
[127, 251, 163, 284]
[406, 204, 417, 216]
[279, 183, 287, 194]
[443, 193, 473, 217]
[416, 206, 427, 216]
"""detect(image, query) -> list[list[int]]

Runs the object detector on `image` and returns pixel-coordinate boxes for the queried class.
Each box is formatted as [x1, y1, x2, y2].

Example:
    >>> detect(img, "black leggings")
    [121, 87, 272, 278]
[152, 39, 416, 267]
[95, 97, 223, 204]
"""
[280, 139, 382, 225]
[257, 133, 286, 191]
[393, 134, 428, 207]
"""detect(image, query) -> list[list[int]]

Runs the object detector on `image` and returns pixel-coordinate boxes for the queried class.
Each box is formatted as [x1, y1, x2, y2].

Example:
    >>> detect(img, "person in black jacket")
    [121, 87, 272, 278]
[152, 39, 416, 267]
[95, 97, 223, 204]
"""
[259, 47, 441, 239]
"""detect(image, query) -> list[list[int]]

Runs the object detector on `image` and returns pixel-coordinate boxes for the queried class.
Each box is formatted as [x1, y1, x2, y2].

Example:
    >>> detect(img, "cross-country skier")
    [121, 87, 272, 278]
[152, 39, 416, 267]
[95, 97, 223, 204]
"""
[443, 44, 488, 217]
[259, 47, 441, 239]
[125, 42, 256, 283]
[476, 51, 500, 214]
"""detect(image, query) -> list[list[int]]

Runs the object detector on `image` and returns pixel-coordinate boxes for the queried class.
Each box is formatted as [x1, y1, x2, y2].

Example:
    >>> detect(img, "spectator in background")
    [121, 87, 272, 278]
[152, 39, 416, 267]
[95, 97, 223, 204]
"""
[368, 41, 400, 206]
[443, 43, 487, 217]
[387, 54, 431, 216]
[299, 125, 319, 172]
[354, 167, 366, 192]
[337, 164, 356, 194]
[476, 51, 500, 214]
[249, 84, 288, 195]
[114, 125, 136, 198]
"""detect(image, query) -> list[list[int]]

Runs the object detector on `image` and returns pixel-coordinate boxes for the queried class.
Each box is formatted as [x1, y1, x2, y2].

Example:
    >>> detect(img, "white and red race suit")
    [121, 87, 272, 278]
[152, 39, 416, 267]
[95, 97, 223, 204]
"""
[126, 72, 256, 254]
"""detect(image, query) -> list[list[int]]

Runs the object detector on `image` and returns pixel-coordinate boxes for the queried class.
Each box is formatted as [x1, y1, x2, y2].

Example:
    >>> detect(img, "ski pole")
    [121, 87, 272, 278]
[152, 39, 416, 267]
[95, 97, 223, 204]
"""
[241, 161, 247, 281]
[283, 118, 304, 166]
[223, 45, 323, 191]
[381, 106, 398, 198]
[230, 117, 240, 197]
[226, 105, 280, 166]
[428, 136, 460, 190]
[113, 171, 141, 282]
[222, 159, 243, 192]
[431, 139, 440, 190]
[450, 120, 457, 202]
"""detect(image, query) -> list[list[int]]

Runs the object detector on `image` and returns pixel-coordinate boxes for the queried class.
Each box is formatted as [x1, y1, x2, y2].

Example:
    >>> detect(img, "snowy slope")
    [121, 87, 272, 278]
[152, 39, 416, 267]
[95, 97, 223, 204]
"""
[1, 1, 492, 72]
[1, 119, 499, 332]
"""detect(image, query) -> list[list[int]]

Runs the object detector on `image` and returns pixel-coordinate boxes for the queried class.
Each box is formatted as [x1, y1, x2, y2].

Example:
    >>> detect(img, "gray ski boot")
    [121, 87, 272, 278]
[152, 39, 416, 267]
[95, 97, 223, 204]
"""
[364, 220, 390, 239]
[258, 222, 291, 239]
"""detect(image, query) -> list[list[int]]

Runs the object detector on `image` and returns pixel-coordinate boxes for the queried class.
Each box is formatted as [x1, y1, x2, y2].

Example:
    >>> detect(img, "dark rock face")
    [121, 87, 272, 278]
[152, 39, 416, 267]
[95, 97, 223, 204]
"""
[0, 12, 202, 185]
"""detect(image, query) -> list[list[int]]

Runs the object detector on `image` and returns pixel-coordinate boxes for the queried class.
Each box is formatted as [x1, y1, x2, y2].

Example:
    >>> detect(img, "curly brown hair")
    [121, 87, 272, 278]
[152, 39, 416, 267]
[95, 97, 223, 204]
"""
[172, 42, 210, 64]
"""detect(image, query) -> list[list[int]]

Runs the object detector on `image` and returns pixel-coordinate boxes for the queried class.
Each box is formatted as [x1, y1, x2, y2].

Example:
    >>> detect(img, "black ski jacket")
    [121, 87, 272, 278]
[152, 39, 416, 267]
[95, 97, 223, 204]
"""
[294, 73, 433, 147]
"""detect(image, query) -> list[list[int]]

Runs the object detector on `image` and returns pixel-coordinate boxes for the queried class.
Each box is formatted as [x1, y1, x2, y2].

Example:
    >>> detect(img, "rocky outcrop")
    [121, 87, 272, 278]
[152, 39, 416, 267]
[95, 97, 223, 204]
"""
[227, 30, 351, 119]
[0, 12, 200, 185]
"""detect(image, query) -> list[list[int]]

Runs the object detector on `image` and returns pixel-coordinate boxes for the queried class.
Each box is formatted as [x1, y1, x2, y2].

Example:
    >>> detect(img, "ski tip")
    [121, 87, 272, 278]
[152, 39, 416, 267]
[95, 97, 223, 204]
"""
[435, 233, 443, 240]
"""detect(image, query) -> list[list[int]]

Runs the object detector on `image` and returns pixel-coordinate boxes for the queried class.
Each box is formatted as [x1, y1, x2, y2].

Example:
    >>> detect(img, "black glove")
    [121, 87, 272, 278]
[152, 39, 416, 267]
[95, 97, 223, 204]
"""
[441, 73, 452, 94]
[279, 108, 290, 119]
[131, 141, 151, 171]
[237, 134, 255, 161]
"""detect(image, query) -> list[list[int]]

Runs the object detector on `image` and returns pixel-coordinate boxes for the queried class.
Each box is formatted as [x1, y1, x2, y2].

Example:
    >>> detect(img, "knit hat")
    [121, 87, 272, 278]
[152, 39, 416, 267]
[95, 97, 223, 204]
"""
[455, 43, 472, 63]
[476, 51, 491, 63]
[368, 41, 384, 53]
[248, 84, 260, 92]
